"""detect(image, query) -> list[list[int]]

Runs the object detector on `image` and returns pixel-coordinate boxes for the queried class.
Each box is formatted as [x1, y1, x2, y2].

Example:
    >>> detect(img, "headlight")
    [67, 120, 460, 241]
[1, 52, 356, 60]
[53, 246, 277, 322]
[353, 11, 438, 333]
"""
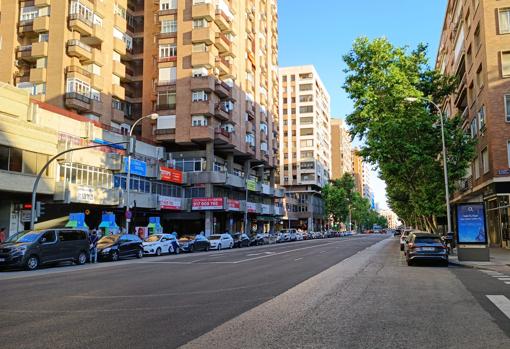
[13, 246, 27, 255]
[102, 247, 111, 253]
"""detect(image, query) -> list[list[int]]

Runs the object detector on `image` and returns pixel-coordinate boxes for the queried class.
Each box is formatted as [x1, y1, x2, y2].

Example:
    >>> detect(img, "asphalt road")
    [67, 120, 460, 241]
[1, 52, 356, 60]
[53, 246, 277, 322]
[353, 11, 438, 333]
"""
[2, 235, 510, 349]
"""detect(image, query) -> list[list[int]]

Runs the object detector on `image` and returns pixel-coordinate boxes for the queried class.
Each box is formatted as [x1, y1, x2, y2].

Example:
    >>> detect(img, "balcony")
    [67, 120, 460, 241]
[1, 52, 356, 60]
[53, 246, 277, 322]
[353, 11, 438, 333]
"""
[16, 45, 33, 62]
[215, 57, 232, 76]
[191, 100, 215, 116]
[65, 65, 91, 81]
[31, 42, 48, 58]
[84, 48, 105, 66]
[91, 74, 104, 90]
[192, 2, 215, 20]
[215, 80, 232, 98]
[112, 84, 125, 99]
[35, 0, 51, 6]
[113, 38, 127, 55]
[55, 183, 120, 205]
[246, 121, 254, 133]
[154, 128, 176, 142]
[113, 61, 126, 79]
[114, 14, 127, 31]
[215, 9, 232, 31]
[246, 100, 255, 116]
[68, 13, 93, 36]
[18, 20, 34, 36]
[215, 103, 231, 121]
[275, 188, 285, 198]
[192, 51, 215, 68]
[155, 103, 176, 112]
[33, 16, 50, 32]
[215, 33, 231, 53]
[90, 100, 103, 115]
[82, 26, 105, 46]
[190, 126, 214, 142]
[192, 27, 215, 45]
[65, 92, 91, 111]
[190, 76, 215, 91]
[112, 108, 124, 123]
[214, 128, 233, 143]
[29, 68, 46, 83]
[67, 40, 92, 61]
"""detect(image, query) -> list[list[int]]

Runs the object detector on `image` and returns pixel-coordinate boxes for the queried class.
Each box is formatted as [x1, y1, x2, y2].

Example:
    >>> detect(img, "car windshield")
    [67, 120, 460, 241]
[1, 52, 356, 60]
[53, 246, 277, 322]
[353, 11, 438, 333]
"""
[209, 235, 221, 240]
[98, 235, 120, 243]
[415, 237, 442, 244]
[145, 235, 161, 242]
[5, 230, 40, 243]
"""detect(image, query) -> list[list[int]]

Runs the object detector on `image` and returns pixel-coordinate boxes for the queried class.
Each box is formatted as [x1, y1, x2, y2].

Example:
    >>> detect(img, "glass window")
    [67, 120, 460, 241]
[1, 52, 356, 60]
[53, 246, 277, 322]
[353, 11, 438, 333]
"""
[499, 8, 510, 34]
[0, 145, 9, 171]
[482, 148, 489, 174]
[9, 148, 22, 172]
[505, 95, 510, 122]
[22, 150, 37, 175]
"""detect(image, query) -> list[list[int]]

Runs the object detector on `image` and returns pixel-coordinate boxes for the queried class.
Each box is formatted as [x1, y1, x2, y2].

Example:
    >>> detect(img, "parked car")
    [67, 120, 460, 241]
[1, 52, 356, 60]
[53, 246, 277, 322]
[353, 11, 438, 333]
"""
[143, 234, 180, 256]
[400, 230, 412, 251]
[296, 232, 304, 241]
[97, 234, 144, 261]
[232, 233, 250, 248]
[209, 233, 234, 250]
[249, 233, 267, 246]
[0, 228, 89, 270]
[404, 232, 448, 266]
[179, 234, 210, 252]
[393, 229, 402, 236]
[276, 232, 285, 243]
[280, 229, 297, 242]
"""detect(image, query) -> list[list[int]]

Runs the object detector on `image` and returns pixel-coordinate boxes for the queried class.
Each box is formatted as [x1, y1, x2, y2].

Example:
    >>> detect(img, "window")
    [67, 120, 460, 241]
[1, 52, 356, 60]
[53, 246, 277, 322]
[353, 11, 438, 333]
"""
[300, 161, 315, 169]
[299, 84, 313, 91]
[505, 95, 510, 122]
[112, 98, 123, 110]
[470, 117, 478, 138]
[474, 157, 480, 179]
[158, 67, 176, 83]
[161, 20, 177, 33]
[173, 158, 204, 172]
[301, 117, 313, 125]
[159, 44, 177, 58]
[300, 139, 314, 147]
[41, 231, 56, 244]
[301, 150, 313, 158]
[66, 78, 90, 96]
[193, 18, 208, 29]
[191, 115, 208, 126]
[157, 92, 176, 108]
[160, 0, 177, 10]
[192, 43, 207, 53]
[300, 95, 313, 102]
[482, 148, 489, 174]
[192, 91, 208, 102]
[299, 105, 313, 113]
[502, 52, 510, 77]
[476, 64, 483, 89]
[499, 9, 510, 34]
[9, 148, 22, 172]
[474, 24, 481, 50]
[478, 105, 486, 130]
[59, 163, 113, 188]
[39, 33, 49, 42]
[192, 67, 208, 77]
[20, 6, 39, 21]
[299, 73, 313, 79]
[508, 141, 510, 168]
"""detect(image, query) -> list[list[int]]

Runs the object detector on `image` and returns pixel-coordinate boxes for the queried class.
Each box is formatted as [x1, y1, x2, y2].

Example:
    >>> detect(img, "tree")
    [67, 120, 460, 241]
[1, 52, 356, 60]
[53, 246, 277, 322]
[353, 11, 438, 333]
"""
[343, 37, 475, 232]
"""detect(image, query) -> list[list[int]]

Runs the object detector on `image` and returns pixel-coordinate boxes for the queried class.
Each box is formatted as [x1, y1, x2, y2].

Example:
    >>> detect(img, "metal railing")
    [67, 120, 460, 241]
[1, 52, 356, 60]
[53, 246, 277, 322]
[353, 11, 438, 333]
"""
[68, 13, 93, 28]
[67, 39, 92, 52]
[66, 65, 92, 78]
[65, 92, 91, 104]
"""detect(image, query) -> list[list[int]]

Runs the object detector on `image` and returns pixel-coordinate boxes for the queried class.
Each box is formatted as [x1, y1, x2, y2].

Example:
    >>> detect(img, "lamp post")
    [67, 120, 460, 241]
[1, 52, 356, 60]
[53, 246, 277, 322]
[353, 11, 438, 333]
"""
[244, 164, 264, 235]
[125, 113, 158, 234]
[405, 96, 452, 235]
[30, 141, 128, 230]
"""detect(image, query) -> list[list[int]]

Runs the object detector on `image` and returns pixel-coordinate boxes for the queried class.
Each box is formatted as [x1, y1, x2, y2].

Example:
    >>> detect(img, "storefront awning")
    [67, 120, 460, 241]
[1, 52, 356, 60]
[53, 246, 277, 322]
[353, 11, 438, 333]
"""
[147, 223, 162, 229]
[65, 220, 89, 229]
[99, 221, 119, 229]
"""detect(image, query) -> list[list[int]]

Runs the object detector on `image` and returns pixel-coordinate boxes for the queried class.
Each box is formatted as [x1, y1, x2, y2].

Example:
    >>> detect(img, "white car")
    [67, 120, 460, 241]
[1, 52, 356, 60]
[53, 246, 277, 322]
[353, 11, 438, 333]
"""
[296, 232, 304, 241]
[208, 233, 234, 250]
[281, 229, 297, 242]
[143, 234, 180, 256]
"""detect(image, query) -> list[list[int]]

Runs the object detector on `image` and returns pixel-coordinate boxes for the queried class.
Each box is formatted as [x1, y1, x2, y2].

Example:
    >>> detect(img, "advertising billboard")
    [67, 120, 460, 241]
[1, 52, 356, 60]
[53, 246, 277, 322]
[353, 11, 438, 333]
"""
[456, 203, 488, 244]
[192, 198, 224, 210]
[246, 180, 257, 191]
[160, 166, 183, 184]
[159, 196, 182, 210]
[227, 199, 241, 211]
[123, 158, 147, 177]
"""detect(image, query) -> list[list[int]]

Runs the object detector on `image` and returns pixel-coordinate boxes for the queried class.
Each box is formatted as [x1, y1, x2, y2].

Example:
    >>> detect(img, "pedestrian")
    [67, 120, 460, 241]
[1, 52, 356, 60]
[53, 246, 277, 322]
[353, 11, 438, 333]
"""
[89, 230, 99, 263]
[0, 227, 5, 243]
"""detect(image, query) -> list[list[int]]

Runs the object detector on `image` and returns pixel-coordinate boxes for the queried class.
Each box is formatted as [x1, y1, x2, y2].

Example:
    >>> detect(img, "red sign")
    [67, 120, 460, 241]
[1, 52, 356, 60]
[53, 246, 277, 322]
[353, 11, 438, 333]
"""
[228, 199, 241, 211]
[160, 166, 183, 184]
[159, 196, 182, 210]
[192, 198, 224, 211]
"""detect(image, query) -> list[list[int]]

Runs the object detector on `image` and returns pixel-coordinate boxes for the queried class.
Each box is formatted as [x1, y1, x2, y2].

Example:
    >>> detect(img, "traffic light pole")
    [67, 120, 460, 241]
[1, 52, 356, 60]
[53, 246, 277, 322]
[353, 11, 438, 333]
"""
[30, 142, 128, 230]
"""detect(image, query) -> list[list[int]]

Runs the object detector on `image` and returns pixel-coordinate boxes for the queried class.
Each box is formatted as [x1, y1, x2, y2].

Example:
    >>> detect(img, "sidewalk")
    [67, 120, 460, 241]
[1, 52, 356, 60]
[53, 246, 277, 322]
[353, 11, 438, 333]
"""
[450, 247, 510, 272]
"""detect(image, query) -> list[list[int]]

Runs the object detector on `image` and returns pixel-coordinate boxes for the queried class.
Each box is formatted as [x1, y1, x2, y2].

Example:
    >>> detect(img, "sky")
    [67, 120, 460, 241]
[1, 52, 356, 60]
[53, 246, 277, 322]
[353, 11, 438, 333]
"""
[277, 0, 448, 210]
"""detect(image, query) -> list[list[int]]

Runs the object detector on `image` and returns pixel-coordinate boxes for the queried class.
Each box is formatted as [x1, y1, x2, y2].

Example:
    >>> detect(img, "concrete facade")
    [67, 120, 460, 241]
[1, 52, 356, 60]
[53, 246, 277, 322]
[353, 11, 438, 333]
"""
[331, 118, 352, 180]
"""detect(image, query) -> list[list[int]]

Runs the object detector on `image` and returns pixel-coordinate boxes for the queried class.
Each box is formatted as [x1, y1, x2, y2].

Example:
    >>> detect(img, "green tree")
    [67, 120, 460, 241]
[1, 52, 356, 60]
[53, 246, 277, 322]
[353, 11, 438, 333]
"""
[343, 37, 475, 232]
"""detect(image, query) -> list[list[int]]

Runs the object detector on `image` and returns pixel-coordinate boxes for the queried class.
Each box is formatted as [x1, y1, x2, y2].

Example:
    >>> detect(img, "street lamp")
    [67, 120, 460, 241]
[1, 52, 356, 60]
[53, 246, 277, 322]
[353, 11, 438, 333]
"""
[244, 164, 264, 235]
[405, 96, 452, 235]
[30, 141, 129, 230]
[125, 113, 158, 234]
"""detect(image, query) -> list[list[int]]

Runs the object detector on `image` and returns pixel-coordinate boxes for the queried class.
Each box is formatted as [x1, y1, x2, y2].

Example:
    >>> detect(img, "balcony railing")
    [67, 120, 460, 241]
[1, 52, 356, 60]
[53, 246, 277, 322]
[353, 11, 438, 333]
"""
[157, 79, 177, 86]
[66, 92, 91, 104]
[67, 39, 92, 52]
[68, 13, 93, 27]
[66, 65, 92, 78]
[156, 103, 176, 111]
[154, 128, 176, 135]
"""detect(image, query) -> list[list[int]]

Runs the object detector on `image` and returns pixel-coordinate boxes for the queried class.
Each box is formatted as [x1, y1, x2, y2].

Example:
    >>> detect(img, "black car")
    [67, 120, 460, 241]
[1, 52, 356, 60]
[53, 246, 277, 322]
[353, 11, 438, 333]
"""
[97, 234, 144, 261]
[233, 233, 250, 248]
[0, 229, 89, 270]
[178, 235, 210, 252]
[404, 232, 448, 266]
[249, 233, 267, 246]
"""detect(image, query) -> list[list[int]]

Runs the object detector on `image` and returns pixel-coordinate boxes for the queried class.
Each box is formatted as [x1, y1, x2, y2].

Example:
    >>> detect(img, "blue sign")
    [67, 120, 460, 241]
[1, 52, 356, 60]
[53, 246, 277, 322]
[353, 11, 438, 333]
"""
[456, 203, 487, 244]
[91, 138, 126, 150]
[149, 217, 161, 224]
[123, 158, 147, 177]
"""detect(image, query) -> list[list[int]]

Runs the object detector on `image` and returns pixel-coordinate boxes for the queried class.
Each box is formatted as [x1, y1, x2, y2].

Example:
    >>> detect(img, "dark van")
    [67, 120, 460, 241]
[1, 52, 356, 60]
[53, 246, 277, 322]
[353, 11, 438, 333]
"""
[0, 229, 90, 270]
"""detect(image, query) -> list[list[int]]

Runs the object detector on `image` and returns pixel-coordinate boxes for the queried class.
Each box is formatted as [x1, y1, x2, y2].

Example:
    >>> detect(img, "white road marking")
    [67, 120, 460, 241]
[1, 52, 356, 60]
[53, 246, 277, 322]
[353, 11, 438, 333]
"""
[491, 274, 505, 277]
[486, 295, 510, 319]
[505, 282, 510, 285]
[294, 258, 303, 261]
[496, 277, 510, 281]
[319, 251, 327, 254]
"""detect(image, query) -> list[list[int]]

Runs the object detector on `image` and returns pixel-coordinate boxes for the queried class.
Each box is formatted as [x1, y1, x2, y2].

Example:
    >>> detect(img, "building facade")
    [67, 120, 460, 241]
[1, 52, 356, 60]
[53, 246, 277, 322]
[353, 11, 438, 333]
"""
[278, 65, 331, 231]
[0, 0, 282, 236]
[437, 0, 510, 248]
[352, 148, 364, 196]
[379, 209, 399, 229]
[331, 118, 352, 180]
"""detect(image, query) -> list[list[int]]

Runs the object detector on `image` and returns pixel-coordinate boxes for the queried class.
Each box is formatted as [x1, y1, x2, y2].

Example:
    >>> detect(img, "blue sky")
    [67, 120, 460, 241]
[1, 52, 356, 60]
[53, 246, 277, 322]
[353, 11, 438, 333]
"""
[277, 0, 448, 209]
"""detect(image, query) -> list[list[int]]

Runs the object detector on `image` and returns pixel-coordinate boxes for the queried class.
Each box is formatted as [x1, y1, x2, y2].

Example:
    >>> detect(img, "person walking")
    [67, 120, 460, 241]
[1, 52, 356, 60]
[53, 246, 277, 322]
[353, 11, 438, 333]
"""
[0, 227, 6, 243]
[89, 230, 99, 263]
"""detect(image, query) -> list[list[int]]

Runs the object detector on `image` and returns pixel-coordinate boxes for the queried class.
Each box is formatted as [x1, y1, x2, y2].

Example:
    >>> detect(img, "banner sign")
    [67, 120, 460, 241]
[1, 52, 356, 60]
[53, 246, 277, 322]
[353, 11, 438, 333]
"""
[123, 158, 147, 177]
[159, 196, 182, 210]
[76, 186, 95, 203]
[228, 199, 241, 211]
[456, 203, 488, 244]
[192, 198, 224, 210]
[247, 202, 257, 213]
[261, 204, 271, 215]
[160, 166, 183, 184]
[246, 179, 257, 191]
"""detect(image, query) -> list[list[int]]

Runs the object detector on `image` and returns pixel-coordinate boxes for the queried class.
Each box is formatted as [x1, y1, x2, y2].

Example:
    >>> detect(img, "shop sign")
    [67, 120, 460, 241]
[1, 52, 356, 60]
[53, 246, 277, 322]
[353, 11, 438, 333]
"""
[246, 179, 257, 191]
[261, 204, 271, 215]
[159, 196, 182, 210]
[20, 210, 31, 223]
[228, 199, 241, 211]
[123, 158, 147, 177]
[160, 166, 183, 184]
[76, 187, 95, 203]
[497, 169, 510, 176]
[192, 198, 224, 210]
[247, 202, 257, 213]
[456, 203, 488, 244]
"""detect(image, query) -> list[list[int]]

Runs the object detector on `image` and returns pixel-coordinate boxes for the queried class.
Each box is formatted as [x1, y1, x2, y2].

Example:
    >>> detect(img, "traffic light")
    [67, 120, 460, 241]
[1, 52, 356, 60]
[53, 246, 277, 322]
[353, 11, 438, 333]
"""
[36, 201, 45, 218]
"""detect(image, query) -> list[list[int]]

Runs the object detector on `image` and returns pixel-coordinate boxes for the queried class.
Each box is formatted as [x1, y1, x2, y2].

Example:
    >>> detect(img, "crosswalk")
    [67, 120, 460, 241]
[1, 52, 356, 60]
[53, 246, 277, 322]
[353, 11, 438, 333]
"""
[479, 269, 510, 319]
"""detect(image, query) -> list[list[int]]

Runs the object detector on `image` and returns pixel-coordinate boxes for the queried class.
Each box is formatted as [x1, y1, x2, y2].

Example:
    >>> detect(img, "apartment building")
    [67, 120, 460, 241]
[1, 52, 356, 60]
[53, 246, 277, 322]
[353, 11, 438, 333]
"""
[437, 0, 510, 248]
[352, 148, 363, 196]
[331, 118, 353, 180]
[278, 65, 331, 231]
[0, 0, 282, 235]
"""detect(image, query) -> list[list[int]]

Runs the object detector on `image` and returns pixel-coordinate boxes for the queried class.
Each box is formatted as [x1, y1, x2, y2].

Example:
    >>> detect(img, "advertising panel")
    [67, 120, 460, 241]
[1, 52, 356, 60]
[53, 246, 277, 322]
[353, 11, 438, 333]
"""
[261, 204, 271, 215]
[159, 196, 182, 210]
[228, 199, 241, 211]
[456, 203, 488, 244]
[247, 202, 257, 213]
[246, 179, 257, 191]
[192, 198, 224, 210]
[76, 186, 95, 203]
[123, 158, 147, 177]
[160, 166, 183, 184]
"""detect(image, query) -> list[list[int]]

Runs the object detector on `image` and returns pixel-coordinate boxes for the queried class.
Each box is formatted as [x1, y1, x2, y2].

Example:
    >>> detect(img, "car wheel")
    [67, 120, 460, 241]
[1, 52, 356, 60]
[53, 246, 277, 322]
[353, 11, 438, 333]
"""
[406, 259, 413, 266]
[189, 245, 194, 253]
[111, 251, 119, 262]
[156, 248, 162, 256]
[205, 245, 209, 252]
[76, 251, 87, 265]
[174, 247, 180, 255]
[25, 255, 39, 271]
[136, 249, 143, 259]
[230, 242, 233, 249]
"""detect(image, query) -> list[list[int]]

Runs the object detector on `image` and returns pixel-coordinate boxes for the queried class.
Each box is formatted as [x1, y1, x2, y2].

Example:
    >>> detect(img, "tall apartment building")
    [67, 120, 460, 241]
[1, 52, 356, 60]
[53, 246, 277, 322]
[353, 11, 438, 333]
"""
[352, 147, 363, 195]
[0, 0, 282, 236]
[278, 65, 331, 231]
[437, 0, 510, 248]
[331, 118, 352, 180]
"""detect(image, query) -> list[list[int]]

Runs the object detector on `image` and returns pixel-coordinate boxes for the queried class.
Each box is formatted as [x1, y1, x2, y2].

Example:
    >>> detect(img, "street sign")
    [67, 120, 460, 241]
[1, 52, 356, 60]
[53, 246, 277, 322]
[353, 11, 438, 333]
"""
[21, 210, 31, 223]
[125, 210, 132, 219]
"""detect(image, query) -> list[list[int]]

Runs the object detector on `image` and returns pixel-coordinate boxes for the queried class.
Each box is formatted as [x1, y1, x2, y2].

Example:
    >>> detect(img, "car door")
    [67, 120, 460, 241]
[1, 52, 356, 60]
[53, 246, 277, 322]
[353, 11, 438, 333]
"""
[128, 235, 139, 256]
[38, 230, 60, 263]
[222, 235, 230, 247]
[161, 236, 171, 252]
[118, 236, 131, 257]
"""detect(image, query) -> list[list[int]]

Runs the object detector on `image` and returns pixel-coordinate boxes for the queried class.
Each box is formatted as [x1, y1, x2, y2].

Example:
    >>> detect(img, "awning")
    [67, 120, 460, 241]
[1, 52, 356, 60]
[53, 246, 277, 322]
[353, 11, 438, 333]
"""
[99, 221, 119, 229]
[65, 220, 88, 229]
[148, 223, 162, 229]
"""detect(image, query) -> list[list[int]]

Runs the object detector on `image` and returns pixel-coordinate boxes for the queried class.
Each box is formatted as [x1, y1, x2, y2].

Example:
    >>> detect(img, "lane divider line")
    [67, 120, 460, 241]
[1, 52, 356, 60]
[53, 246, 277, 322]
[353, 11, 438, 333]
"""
[486, 295, 510, 319]
[294, 258, 303, 261]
